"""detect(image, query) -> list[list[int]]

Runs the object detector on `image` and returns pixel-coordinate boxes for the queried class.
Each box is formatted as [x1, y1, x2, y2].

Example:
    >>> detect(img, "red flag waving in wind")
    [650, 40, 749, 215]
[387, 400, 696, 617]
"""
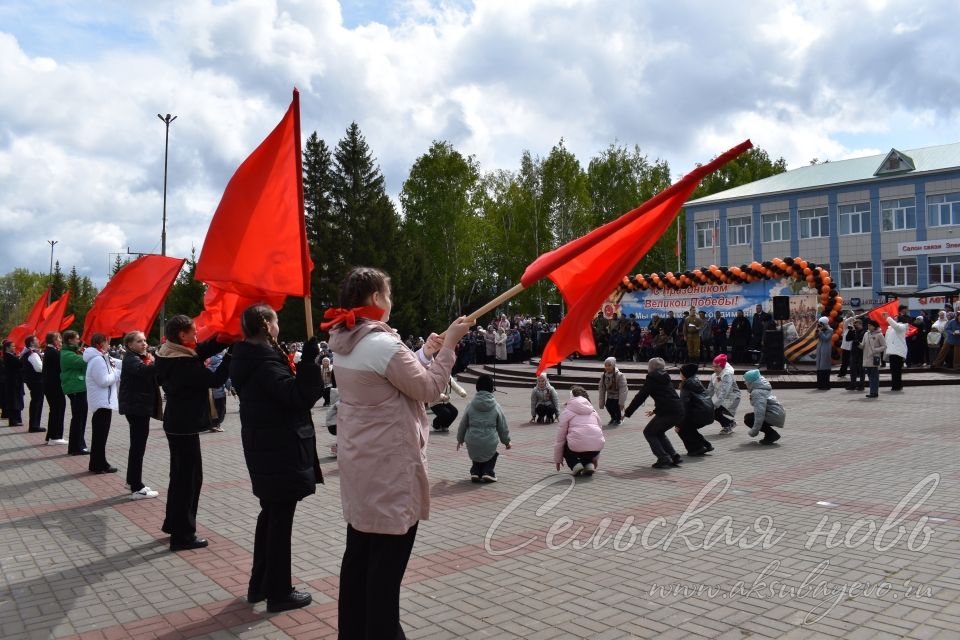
[4, 286, 50, 349]
[194, 89, 311, 338]
[82, 256, 185, 343]
[867, 299, 917, 337]
[35, 290, 71, 343]
[528, 140, 753, 375]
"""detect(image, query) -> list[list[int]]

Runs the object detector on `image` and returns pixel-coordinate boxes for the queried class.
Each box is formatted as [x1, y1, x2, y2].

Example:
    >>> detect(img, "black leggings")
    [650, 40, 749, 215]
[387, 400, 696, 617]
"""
[643, 414, 680, 460]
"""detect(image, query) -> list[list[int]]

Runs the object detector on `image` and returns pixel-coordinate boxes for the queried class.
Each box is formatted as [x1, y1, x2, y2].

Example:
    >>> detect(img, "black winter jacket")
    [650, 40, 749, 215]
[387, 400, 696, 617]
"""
[155, 338, 231, 435]
[229, 341, 324, 502]
[624, 369, 683, 418]
[119, 352, 161, 418]
[679, 377, 714, 426]
[42, 345, 62, 394]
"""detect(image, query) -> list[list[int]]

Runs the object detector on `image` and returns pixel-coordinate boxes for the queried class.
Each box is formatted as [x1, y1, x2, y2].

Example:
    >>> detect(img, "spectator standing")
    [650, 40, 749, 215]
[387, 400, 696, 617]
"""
[42, 332, 67, 444]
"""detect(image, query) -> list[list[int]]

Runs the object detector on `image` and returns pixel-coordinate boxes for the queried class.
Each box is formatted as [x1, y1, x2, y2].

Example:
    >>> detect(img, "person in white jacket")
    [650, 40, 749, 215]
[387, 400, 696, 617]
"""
[84, 333, 122, 474]
[883, 307, 909, 392]
[707, 354, 741, 434]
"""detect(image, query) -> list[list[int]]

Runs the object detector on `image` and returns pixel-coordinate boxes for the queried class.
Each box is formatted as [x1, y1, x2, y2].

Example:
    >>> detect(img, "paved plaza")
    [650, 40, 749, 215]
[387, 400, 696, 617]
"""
[1, 376, 959, 639]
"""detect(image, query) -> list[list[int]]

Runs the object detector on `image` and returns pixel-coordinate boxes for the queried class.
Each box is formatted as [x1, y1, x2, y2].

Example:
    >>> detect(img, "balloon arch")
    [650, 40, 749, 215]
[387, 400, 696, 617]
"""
[616, 256, 845, 345]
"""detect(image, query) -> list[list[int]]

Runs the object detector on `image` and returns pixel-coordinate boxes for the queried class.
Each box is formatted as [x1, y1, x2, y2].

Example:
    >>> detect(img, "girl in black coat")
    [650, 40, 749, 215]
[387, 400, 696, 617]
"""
[229, 303, 323, 614]
[154, 315, 232, 552]
[119, 331, 162, 499]
[623, 357, 684, 468]
[675, 363, 715, 456]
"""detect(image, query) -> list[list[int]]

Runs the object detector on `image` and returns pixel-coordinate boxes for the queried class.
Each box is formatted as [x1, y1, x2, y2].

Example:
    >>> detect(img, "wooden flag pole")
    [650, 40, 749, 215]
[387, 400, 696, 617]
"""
[464, 283, 527, 324]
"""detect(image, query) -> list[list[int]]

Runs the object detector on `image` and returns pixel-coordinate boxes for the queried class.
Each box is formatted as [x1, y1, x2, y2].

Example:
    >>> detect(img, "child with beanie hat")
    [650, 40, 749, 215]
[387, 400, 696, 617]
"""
[457, 374, 511, 482]
[742, 369, 786, 445]
[707, 353, 741, 435]
[676, 364, 715, 456]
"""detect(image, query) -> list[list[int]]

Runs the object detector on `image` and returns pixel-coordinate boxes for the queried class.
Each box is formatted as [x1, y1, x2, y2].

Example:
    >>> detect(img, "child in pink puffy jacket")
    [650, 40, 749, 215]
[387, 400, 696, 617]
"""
[553, 386, 606, 476]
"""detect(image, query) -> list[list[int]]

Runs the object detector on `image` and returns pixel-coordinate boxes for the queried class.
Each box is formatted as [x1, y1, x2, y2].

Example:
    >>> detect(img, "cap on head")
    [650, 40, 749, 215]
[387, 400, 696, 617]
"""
[818, 316, 830, 325]
[744, 369, 761, 384]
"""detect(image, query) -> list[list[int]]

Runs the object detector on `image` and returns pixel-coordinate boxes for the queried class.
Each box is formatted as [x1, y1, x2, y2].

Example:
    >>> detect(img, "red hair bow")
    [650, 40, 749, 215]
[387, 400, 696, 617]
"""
[320, 306, 385, 331]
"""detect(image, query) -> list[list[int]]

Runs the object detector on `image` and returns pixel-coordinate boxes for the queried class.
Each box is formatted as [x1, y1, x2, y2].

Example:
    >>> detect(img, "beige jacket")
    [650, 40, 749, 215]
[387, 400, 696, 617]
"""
[329, 319, 455, 535]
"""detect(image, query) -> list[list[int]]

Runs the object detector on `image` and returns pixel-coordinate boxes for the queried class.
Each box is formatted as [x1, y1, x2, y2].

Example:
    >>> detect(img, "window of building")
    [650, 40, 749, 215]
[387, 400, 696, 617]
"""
[839, 261, 873, 289]
[880, 198, 916, 231]
[929, 255, 960, 284]
[882, 258, 917, 287]
[798, 207, 829, 239]
[761, 212, 790, 243]
[927, 192, 960, 227]
[695, 220, 717, 249]
[838, 202, 871, 235]
[727, 216, 751, 246]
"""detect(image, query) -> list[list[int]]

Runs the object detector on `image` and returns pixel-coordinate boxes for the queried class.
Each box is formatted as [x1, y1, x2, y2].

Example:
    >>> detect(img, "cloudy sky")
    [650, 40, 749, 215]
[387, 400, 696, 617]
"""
[2, 0, 958, 286]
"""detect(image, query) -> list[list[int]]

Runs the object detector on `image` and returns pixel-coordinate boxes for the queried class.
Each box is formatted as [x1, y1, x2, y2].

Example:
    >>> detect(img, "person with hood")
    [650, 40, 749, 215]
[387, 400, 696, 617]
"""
[882, 308, 908, 391]
[861, 318, 886, 398]
[119, 331, 162, 499]
[814, 316, 834, 391]
[84, 333, 122, 474]
[929, 310, 948, 365]
[230, 303, 324, 614]
[430, 376, 467, 432]
[706, 354, 741, 435]
[676, 363, 715, 456]
[553, 386, 604, 475]
[623, 358, 684, 468]
[325, 266, 471, 640]
[60, 331, 89, 455]
[598, 357, 628, 426]
[742, 369, 786, 445]
[457, 374, 511, 482]
[154, 315, 233, 552]
[530, 373, 560, 423]
[42, 332, 67, 444]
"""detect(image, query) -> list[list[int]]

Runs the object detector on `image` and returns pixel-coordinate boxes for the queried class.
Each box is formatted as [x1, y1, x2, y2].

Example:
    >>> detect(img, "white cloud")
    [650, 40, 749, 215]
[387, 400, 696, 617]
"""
[1, 0, 959, 286]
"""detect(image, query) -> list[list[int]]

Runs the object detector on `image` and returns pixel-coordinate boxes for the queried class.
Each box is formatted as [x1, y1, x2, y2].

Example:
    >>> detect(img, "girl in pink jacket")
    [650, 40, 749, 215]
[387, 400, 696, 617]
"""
[554, 386, 606, 476]
[326, 267, 472, 640]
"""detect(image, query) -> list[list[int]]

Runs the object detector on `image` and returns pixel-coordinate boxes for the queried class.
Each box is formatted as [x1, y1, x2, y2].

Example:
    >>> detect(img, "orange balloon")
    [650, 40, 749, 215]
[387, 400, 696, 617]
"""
[834, 296, 843, 307]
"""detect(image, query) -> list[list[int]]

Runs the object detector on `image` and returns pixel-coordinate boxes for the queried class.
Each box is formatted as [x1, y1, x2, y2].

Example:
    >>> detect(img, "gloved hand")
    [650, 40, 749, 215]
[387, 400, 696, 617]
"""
[301, 336, 320, 363]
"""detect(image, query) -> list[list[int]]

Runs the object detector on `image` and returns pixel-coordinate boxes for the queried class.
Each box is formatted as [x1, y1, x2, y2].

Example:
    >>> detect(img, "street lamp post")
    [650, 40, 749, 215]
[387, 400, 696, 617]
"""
[47, 240, 58, 276]
[158, 113, 177, 330]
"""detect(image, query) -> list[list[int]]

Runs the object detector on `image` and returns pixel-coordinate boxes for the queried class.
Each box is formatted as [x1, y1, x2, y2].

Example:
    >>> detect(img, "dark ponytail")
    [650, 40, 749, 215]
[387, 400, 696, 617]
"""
[339, 267, 390, 308]
[240, 303, 285, 358]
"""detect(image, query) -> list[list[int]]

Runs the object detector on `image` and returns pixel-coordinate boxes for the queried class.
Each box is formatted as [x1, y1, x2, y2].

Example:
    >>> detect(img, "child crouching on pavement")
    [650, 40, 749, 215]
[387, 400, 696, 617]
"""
[743, 369, 786, 445]
[553, 386, 605, 476]
[456, 374, 511, 482]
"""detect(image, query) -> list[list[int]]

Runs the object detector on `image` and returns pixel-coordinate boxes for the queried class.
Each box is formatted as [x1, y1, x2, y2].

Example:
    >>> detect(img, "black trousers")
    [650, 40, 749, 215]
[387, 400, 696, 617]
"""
[470, 452, 499, 477]
[212, 396, 226, 427]
[5, 383, 23, 425]
[744, 413, 781, 442]
[430, 403, 458, 431]
[714, 406, 735, 430]
[604, 399, 622, 422]
[643, 414, 679, 460]
[163, 433, 203, 542]
[848, 351, 864, 389]
[66, 392, 88, 454]
[321, 386, 331, 406]
[44, 388, 66, 440]
[26, 381, 44, 429]
[126, 414, 150, 492]
[89, 408, 112, 471]
[339, 522, 418, 640]
[838, 349, 850, 376]
[250, 499, 298, 600]
[676, 419, 711, 453]
[888, 354, 904, 390]
[535, 404, 557, 422]
[562, 444, 600, 469]
[816, 369, 831, 390]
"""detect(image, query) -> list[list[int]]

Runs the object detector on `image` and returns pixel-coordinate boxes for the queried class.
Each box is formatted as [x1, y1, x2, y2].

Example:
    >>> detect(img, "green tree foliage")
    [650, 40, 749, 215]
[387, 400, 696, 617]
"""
[49, 261, 67, 299]
[692, 146, 787, 200]
[0, 268, 49, 336]
[111, 255, 131, 276]
[165, 248, 205, 322]
[64, 266, 98, 334]
[303, 131, 336, 310]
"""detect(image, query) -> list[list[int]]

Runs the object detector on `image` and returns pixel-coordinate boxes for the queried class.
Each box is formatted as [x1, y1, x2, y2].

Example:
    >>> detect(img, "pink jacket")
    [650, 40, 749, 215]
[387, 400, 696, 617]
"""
[329, 319, 455, 535]
[553, 396, 606, 464]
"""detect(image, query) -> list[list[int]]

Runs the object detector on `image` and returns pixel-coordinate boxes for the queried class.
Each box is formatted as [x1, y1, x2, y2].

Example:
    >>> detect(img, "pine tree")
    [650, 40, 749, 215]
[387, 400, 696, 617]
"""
[302, 131, 337, 310]
[64, 265, 98, 334]
[165, 248, 205, 320]
[111, 255, 130, 276]
[49, 261, 67, 299]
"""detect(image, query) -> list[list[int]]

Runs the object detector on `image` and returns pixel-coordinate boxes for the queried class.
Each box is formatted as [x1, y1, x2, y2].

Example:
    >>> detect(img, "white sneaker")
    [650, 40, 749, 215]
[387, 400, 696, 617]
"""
[46, 438, 68, 445]
[131, 487, 159, 499]
[571, 462, 584, 476]
[583, 463, 596, 476]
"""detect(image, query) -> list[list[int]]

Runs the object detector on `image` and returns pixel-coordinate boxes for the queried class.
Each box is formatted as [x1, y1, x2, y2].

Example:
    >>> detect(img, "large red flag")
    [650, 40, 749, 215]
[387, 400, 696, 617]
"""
[4, 286, 50, 349]
[82, 256, 185, 343]
[528, 140, 753, 375]
[194, 89, 311, 336]
[867, 299, 917, 337]
[34, 290, 71, 343]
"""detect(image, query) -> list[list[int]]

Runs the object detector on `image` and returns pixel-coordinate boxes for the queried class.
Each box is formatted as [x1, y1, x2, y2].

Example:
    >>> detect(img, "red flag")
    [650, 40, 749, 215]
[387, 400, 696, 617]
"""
[34, 290, 71, 343]
[82, 256, 185, 343]
[528, 140, 753, 375]
[867, 299, 917, 337]
[194, 286, 285, 342]
[59, 314, 75, 331]
[195, 89, 311, 299]
[4, 286, 50, 348]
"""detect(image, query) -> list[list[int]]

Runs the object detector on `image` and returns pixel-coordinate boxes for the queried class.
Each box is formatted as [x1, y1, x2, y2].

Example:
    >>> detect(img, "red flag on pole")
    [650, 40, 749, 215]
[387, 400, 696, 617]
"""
[867, 299, 917, 337]
[34, 290, 71, 343]
[82, 256, 185, 343]
[4, 286, 51, 349]
[526, 140, 753, 375]
[194, 89, 311, 336]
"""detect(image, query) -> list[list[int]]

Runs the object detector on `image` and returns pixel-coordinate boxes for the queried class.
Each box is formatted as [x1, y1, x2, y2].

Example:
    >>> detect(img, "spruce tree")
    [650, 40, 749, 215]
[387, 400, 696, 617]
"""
[49, 261, 67, 299]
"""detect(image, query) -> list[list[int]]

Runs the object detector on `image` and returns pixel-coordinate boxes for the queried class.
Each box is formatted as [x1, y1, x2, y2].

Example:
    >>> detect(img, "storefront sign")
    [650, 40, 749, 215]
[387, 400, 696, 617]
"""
[898, 239, 960, 257]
